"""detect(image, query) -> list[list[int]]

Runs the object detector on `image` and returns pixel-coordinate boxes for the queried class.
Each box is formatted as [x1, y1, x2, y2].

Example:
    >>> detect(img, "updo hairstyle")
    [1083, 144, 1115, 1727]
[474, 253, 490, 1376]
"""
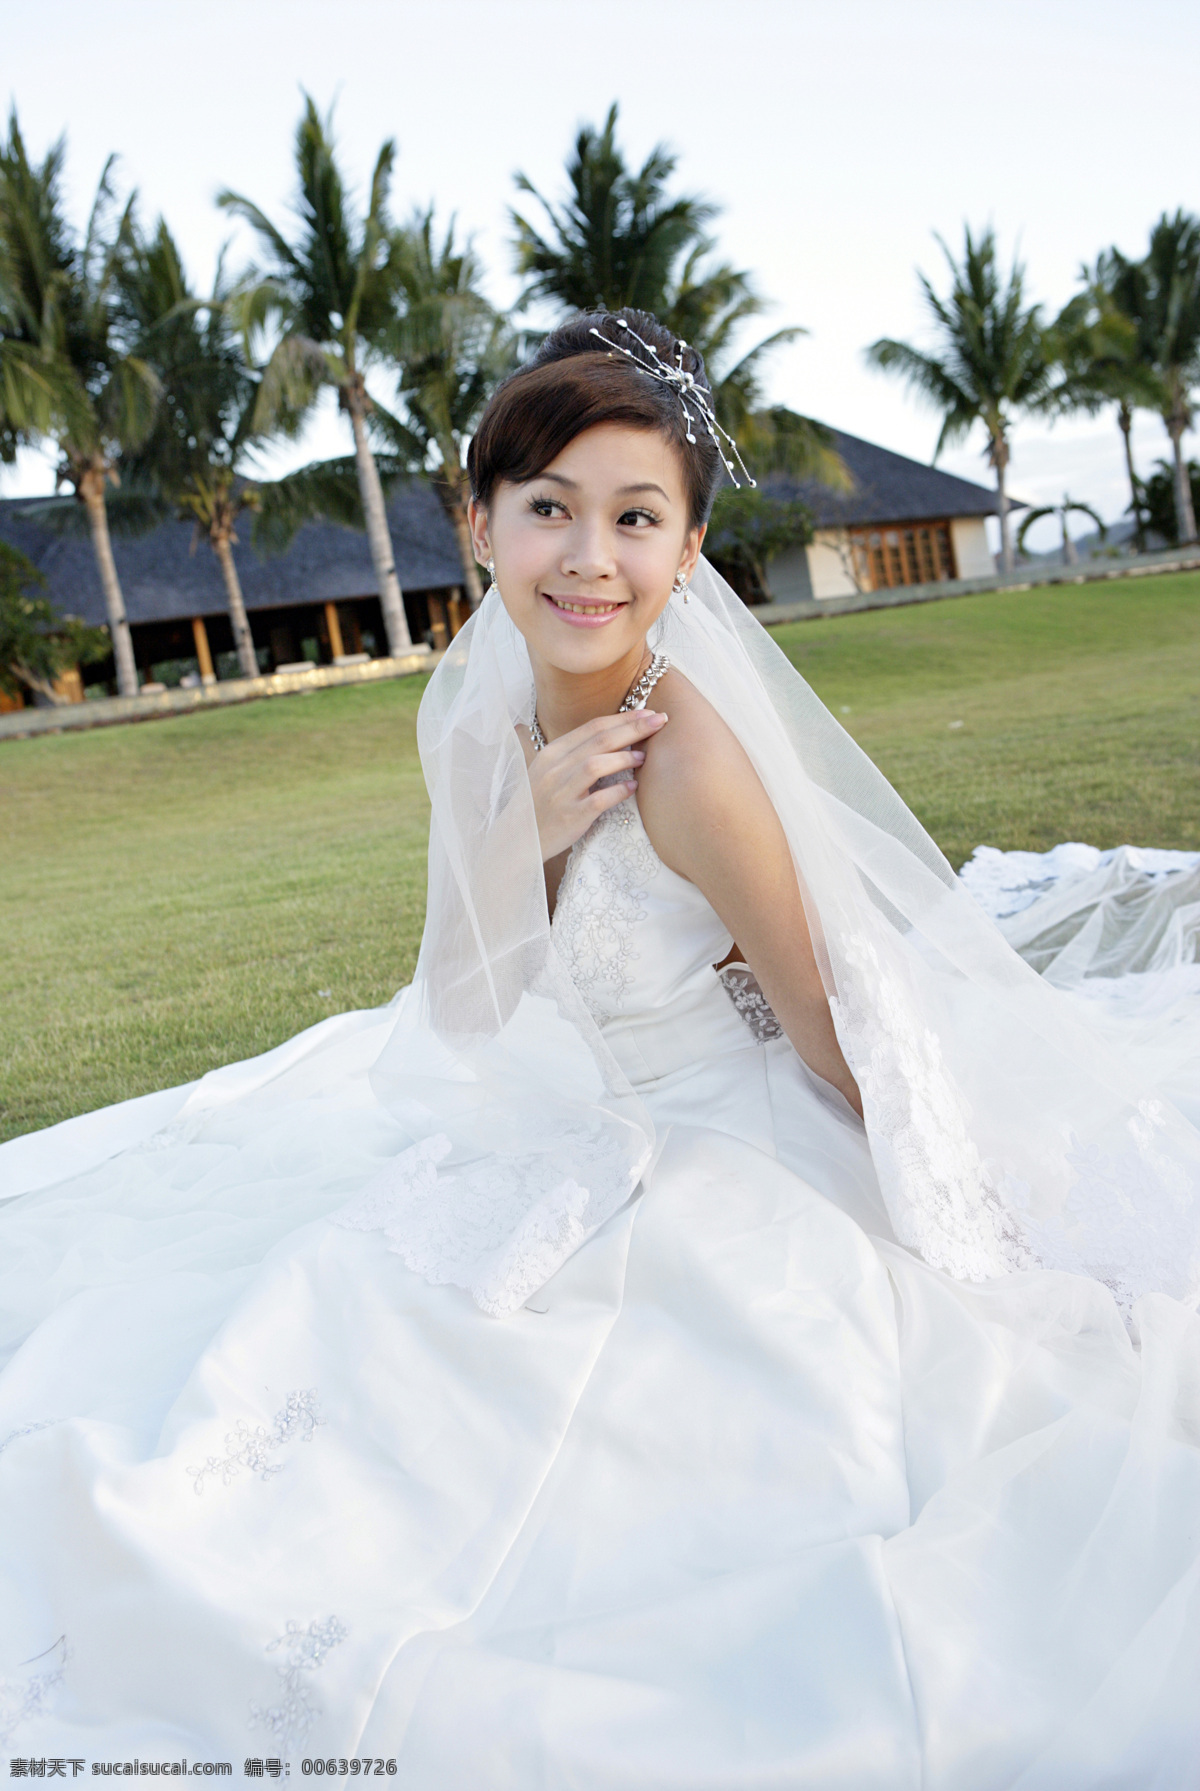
[468, 309, 723, 532]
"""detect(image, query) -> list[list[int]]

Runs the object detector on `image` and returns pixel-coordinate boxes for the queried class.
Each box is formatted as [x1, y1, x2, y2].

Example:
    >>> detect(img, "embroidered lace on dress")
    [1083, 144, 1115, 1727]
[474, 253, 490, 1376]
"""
[331, 1127, 636, 1317]
[187, 1391, 324, 1494]
[0, 1637, 68, 1748]
[717, 963, 784, 1043]
[0, 1420, 58, 1458]
[248, 1618, 347, 1754]
[551, 804, 660, 1021]
[830, 934, 1033, 1282]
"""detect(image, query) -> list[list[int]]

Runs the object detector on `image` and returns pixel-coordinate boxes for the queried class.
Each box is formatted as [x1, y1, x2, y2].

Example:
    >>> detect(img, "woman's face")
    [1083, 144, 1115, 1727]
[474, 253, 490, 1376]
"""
[468, 422, 704, 674]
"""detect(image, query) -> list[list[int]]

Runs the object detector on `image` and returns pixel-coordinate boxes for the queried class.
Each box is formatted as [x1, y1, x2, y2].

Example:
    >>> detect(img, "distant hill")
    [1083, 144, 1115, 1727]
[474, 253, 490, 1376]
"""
[1019, 515, 1169, 566]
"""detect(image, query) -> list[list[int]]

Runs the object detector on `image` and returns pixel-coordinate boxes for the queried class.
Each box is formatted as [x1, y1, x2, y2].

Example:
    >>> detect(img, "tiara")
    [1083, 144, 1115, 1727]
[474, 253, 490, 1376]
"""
[588, 318, 757, 490]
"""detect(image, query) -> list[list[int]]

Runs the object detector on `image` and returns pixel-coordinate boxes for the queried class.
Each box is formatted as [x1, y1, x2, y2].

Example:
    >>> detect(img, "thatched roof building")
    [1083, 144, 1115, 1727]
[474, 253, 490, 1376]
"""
[0, 479, 465, 691]
[761, 427, 1016, 602]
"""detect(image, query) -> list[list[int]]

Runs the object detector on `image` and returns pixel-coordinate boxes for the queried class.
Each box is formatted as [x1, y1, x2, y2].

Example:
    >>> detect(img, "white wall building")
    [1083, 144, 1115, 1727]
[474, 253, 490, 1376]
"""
[759, 428, 1009, 604]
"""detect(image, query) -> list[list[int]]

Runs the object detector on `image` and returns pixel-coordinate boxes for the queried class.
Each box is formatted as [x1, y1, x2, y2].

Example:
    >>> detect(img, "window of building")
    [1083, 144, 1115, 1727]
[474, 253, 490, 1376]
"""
[849, 521, 957, 591]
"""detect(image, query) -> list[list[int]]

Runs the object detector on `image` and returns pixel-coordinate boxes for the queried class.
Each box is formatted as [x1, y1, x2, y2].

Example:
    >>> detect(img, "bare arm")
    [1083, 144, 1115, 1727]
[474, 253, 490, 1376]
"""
[636, 672, 862, 1118]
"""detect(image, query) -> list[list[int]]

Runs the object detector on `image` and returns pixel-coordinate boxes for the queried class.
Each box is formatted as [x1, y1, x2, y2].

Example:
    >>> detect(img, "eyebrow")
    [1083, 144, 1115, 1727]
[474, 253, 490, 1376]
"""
[533, 473, 672, 502]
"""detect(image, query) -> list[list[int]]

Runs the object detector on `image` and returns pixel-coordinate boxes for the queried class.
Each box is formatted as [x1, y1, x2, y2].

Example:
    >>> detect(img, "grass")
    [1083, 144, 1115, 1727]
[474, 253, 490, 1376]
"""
[2, 571, 1198, 1141]
[772, 570, 1200, 868]
[1, 680, 432, 1141]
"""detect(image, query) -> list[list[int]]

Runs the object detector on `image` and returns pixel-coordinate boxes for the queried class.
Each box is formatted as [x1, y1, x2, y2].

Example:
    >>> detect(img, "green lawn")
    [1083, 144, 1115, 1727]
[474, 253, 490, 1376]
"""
[772, 569, 1200, 869]
[3, 571, 1198, 1142]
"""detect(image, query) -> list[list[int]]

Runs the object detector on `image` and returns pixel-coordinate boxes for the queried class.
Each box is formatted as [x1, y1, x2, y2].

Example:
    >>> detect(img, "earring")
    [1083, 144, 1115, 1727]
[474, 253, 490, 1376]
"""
[487, 558, 497, 588]
[672, 571, 690, 603]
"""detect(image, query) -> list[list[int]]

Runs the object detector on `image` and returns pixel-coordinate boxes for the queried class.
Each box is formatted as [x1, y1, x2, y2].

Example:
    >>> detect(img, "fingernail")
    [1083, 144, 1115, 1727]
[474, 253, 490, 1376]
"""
[631, 751, 646, 763]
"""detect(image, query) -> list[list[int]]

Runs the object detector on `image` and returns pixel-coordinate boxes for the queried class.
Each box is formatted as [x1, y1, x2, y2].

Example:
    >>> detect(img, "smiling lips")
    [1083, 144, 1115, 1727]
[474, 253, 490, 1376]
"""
[543, 592, 627, 627]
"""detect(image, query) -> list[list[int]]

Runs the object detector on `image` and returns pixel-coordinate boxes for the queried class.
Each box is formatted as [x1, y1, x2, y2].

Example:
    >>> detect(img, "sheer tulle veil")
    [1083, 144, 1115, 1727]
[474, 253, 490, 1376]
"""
[359, 557, 1200, 1318]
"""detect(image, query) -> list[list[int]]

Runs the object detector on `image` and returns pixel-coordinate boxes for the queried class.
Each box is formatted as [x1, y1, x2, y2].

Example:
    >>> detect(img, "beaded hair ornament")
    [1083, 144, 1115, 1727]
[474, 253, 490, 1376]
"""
[588, 318, 757, 491]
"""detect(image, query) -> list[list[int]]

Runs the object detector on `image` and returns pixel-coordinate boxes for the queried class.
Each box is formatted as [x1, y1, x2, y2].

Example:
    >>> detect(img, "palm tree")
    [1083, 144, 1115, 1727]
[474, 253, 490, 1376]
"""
[1051, 257, 1160, 551]
[120, 217, 377, 678]
[867, 226, 1053, 573]
[1120, 212, 1200, 544]
[511, 103, 843, 490]
[1138, 455, 1200, 547]
[0, 109, 159, 695]
[383, 209, 518, 603]
[512, 104, 716, 320]
[1016, 495, 1106, 566]
[116, 218, 268, 678]
[218, 95, 413, 653]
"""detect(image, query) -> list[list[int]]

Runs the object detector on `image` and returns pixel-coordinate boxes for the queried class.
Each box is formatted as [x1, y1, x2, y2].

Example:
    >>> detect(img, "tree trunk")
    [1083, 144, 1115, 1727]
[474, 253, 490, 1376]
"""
[1061, 509, 1077, 566]
[437, 452, 484, 606]
[13, 664, 63, 705]
[78, 460, 138, 697]
[212, 530, 260, 679]
[993, 442, 1014, 573]
[1167, 410, 1198, 545]
[346, 396, 412, 654]
[1118, 403, 1145, 552]
[449, 498, 484, 605]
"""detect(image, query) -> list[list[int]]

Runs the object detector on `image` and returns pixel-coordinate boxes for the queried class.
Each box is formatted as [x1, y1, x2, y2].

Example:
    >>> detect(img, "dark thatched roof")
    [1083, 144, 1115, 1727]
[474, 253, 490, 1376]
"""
[0, 430, 1016, 628]
[0, 478, 463, 627]
[767, 427, 1023, 529]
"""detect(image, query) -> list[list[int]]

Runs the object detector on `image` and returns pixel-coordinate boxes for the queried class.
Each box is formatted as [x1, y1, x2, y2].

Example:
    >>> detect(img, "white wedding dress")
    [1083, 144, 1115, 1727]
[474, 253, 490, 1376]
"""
[2, 796, 1199, 1787]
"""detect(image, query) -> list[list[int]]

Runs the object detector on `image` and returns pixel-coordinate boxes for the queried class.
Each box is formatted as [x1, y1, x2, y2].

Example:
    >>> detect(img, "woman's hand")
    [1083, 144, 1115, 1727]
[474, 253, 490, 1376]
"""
[525, 710, 668, 863]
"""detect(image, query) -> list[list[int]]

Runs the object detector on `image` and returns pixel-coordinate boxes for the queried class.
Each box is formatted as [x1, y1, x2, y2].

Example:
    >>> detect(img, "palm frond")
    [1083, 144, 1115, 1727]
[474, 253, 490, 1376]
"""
[216, 190, 302, 281]
[252, 332, 333, 433]
[740, 408, 850, 489]
[14, 478, 167, 537]
[102, 352, 160, 448]
[0, 107, 164, 465]
[251, 457, 363, 552]
[1015, 506, 1055, 551]
[866, 337, 977, 454]
[511, 102, 716, 316]
[249, 452, 408, 553]
[868, 226, 1054, 473]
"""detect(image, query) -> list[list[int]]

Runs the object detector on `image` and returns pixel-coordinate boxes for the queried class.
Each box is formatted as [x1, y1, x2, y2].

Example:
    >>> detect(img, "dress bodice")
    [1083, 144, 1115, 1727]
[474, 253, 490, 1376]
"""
[551, 798, 775, 1086]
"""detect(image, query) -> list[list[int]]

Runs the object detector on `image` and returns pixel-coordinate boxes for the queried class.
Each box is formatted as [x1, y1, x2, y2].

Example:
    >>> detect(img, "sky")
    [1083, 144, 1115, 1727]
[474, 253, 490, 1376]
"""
[4, 0, 1197, 553]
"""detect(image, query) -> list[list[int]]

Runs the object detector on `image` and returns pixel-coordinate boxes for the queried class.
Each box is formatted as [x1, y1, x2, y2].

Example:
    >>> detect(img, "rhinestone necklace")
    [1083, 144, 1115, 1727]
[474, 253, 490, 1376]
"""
[528, 653, 671, 753]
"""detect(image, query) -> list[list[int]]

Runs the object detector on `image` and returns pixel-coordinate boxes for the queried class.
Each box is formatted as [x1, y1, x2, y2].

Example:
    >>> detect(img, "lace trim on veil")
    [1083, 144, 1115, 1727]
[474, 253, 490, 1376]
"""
[830, 935, 1033, 1281]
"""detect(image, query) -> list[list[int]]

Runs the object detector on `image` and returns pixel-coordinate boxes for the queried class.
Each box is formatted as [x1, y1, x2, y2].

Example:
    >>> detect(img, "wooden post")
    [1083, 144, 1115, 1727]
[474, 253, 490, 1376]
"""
[51, 668, 85, 703]
[427, 595, 450, 652]
[324, 601, 346, 662]
[446, 586, 468, 637]
[192, 616, 216, 685]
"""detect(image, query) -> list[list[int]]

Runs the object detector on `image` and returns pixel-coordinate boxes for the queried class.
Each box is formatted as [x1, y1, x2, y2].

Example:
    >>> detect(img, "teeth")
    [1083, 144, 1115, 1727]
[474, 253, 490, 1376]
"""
[550, 596, 620, 615]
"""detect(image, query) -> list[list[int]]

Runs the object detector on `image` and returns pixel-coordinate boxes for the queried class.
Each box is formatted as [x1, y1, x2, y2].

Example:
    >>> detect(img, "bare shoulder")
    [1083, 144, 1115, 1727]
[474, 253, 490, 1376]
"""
[638, 668, 740, 779]
[636, 668, 779, 878]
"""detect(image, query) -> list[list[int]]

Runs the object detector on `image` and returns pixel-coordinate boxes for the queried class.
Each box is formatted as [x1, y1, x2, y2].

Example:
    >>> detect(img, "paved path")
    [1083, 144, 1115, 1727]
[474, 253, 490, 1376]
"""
[753, 545, 1200, 627]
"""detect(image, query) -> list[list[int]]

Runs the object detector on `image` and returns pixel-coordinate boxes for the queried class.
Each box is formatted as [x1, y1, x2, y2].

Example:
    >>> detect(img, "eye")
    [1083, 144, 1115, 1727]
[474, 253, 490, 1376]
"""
[526, 493, 568, 519]
[617, 507, 661, 528]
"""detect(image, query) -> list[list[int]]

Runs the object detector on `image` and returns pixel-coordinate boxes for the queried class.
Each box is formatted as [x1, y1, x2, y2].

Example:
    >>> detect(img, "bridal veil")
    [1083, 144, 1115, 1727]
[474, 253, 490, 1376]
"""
[346, 557, 1200, 1318]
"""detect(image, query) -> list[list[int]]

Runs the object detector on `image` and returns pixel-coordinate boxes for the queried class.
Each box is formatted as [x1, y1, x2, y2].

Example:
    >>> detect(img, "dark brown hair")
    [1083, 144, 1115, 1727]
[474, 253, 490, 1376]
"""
[467, 309, 723, 530]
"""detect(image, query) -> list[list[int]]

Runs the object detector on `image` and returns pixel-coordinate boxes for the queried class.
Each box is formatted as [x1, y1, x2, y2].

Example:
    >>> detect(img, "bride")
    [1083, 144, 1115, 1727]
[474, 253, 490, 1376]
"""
[2, 309, 1199, 1788]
